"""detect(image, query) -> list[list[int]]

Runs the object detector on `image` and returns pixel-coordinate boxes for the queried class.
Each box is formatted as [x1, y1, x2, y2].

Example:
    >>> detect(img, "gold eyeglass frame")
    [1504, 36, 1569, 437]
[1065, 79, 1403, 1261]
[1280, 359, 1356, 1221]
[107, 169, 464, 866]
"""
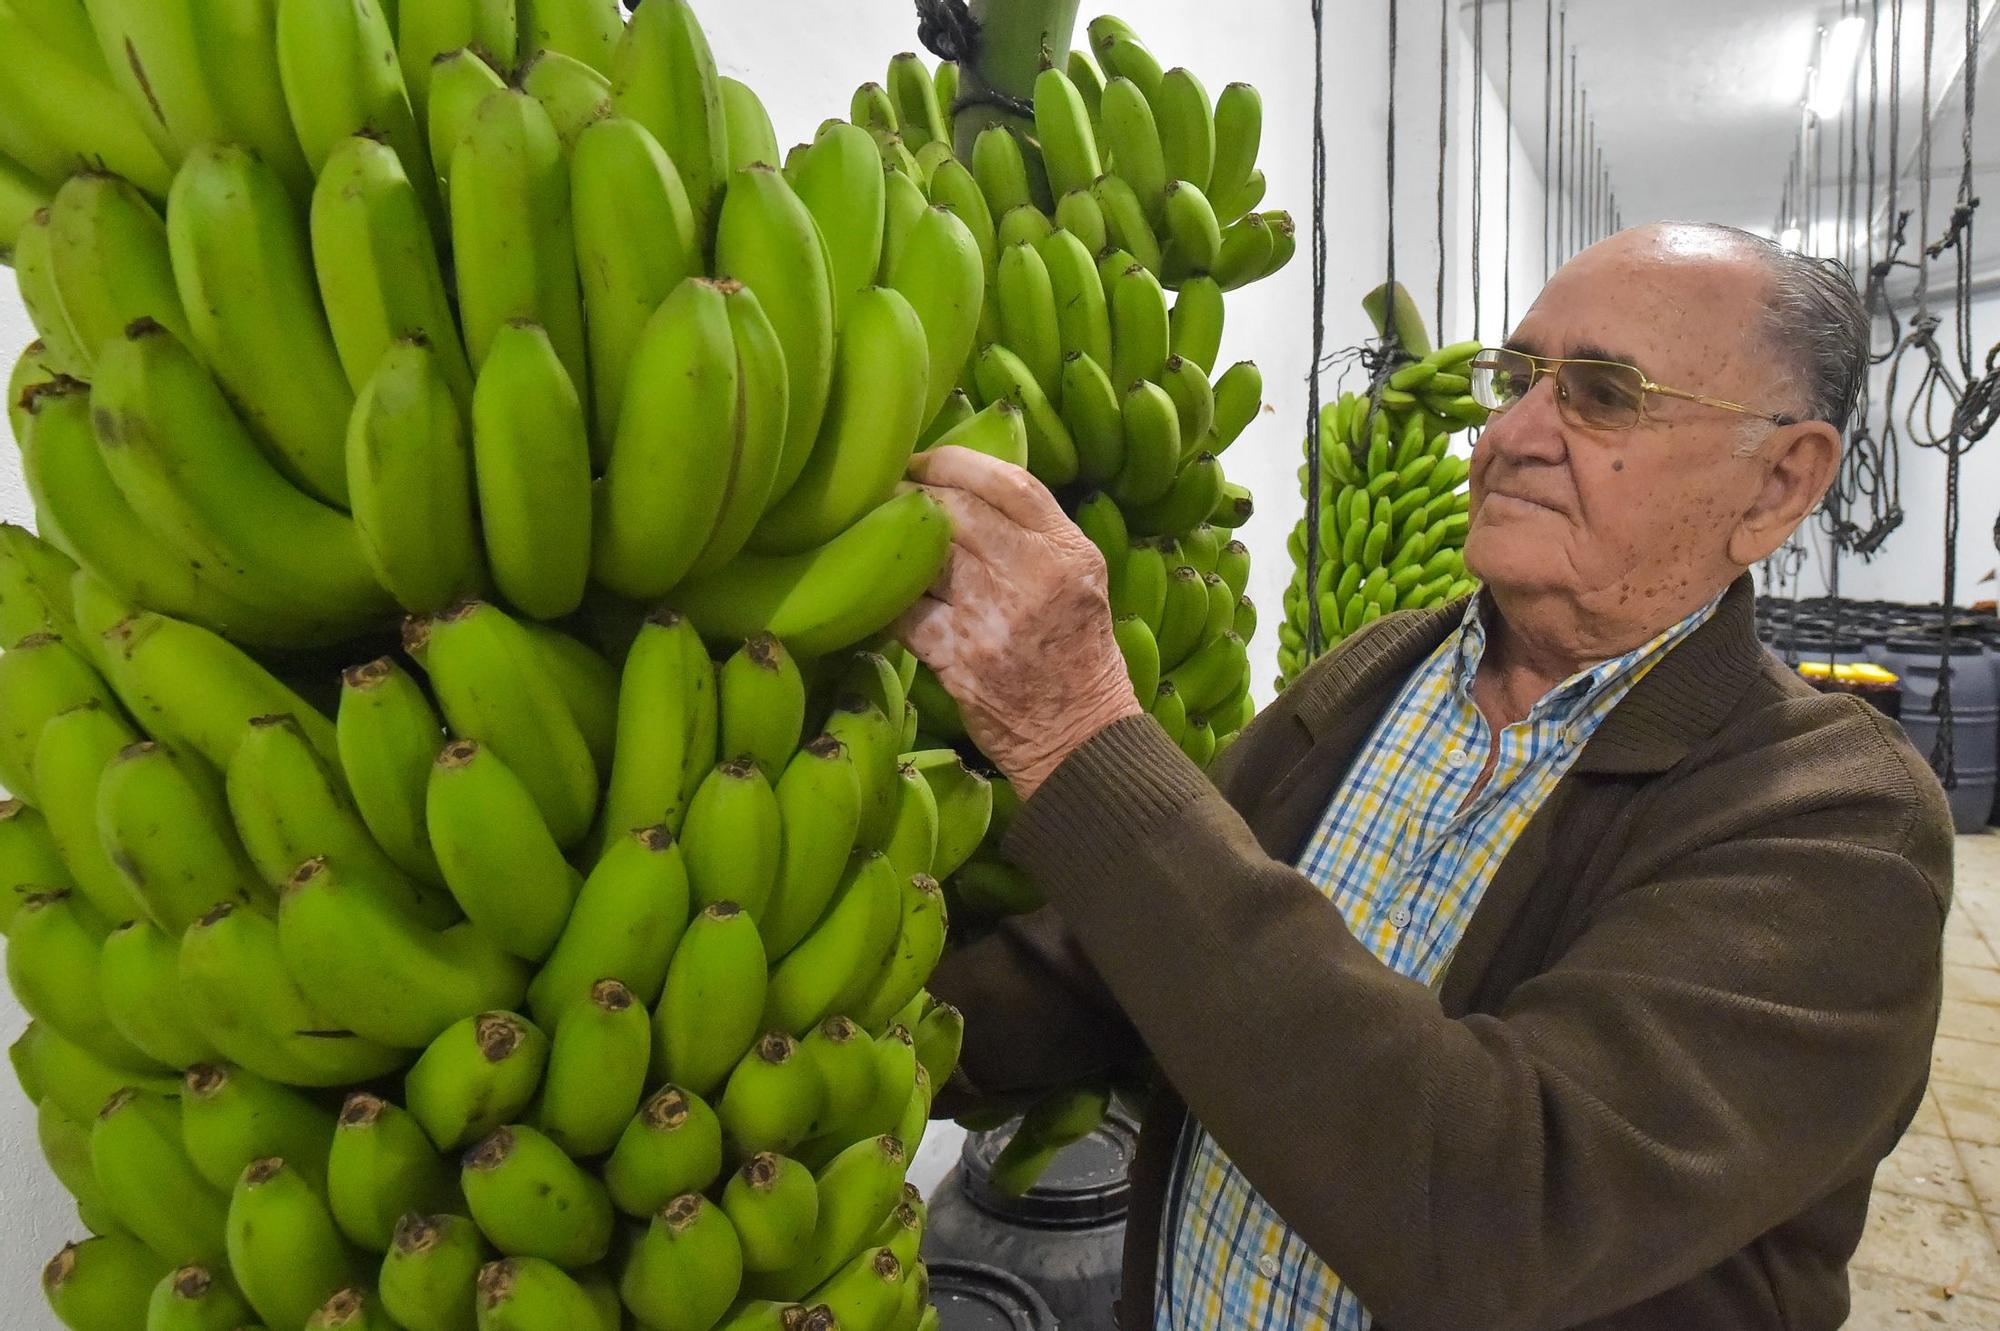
[1469, 348, 1799, 430]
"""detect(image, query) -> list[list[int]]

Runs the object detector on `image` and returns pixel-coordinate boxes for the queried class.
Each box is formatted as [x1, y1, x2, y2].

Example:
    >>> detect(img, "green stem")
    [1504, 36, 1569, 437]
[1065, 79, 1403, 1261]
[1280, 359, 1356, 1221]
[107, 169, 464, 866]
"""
[952, 0, 1083, 158]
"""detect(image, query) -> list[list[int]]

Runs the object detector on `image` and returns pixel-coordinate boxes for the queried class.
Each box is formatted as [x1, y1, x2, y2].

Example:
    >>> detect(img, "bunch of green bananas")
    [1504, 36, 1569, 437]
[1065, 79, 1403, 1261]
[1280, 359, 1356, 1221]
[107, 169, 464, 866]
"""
[1276, 283, 1487, 688]
[0, 0, 1098, 1323]
[836, 16, 1284, 787]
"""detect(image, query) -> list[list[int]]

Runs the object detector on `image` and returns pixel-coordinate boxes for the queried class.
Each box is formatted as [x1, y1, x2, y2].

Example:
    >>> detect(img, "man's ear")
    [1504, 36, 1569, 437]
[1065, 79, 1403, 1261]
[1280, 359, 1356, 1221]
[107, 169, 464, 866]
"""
[1726, 421, 1842, 567]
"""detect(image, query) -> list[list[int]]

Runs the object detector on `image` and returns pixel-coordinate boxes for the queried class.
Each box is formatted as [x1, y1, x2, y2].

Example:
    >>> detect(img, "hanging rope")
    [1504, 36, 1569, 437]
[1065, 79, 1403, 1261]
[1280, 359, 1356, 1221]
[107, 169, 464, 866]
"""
[1471, 0, 1485, 340]
[1556, 9, 1566, 261]
[1542, 0, 1553, 279]
[1303, 0, 1332, 660]
[1503, 0, 1515, 328]
[1436, 0, 1450, 336]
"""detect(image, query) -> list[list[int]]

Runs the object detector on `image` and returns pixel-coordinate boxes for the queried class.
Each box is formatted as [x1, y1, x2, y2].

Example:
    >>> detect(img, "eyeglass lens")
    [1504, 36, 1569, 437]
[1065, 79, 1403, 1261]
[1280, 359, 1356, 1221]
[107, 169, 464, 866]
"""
[1472, 351, 1648, 429]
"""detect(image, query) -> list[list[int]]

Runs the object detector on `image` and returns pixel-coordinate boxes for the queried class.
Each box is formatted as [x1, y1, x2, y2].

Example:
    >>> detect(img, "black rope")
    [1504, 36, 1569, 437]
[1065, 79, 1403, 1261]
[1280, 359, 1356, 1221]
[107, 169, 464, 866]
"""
[1542, 0, 1553, 279]
[1503, 0, 1515, 327]
[912, 0, 1035, 118]
[1471, 0, 1485, 340]
[1570, 52, 1580, 257]
[1304, 0, 1332, 660]
[1436, 0, 1450, 336]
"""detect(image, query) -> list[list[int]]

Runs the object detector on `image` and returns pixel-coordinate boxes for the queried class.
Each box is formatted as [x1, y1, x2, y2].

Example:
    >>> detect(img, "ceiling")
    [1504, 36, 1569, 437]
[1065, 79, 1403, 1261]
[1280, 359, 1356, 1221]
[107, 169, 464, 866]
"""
[1465, 0, 1999, 278]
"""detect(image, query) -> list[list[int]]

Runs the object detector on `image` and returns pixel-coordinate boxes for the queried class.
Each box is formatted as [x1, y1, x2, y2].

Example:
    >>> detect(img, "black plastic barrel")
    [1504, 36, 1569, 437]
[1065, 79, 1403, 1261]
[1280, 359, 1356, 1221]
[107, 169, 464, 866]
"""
[925, 1260, 1059, 1330]
[1875, 634, 2000, 835]
[922, 1109, 1137, 1331]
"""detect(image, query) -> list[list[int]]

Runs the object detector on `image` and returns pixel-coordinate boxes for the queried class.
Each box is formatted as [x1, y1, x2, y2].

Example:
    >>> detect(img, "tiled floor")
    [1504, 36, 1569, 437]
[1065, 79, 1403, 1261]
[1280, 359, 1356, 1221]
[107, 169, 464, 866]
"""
[1849, 831, 2000, 1327]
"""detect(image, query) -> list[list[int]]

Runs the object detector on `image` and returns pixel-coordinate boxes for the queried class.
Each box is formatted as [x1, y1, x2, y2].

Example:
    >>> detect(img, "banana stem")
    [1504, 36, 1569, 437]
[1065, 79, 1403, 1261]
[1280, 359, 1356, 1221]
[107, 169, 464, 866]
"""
[951, 0, 1083, 157]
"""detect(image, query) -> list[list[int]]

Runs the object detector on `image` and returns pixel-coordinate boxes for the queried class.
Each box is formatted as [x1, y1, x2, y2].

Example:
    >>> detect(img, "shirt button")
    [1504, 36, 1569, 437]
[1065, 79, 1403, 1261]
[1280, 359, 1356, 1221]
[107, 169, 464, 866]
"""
[1390, 906, 1412, 929]
[1257, 1254, 1281, 1279]
[1446, 748, 1470, 768]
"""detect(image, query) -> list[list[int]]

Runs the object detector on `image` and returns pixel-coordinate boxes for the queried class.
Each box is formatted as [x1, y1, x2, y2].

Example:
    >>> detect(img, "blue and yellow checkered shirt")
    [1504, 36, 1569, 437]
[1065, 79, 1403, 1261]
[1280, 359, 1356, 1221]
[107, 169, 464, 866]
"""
[1158, 592, 1721, 1329]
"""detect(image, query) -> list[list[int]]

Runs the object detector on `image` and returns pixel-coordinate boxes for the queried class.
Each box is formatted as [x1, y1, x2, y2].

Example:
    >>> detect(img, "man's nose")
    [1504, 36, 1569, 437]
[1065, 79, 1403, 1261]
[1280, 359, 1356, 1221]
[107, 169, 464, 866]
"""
[1477, 374, 1568, 465]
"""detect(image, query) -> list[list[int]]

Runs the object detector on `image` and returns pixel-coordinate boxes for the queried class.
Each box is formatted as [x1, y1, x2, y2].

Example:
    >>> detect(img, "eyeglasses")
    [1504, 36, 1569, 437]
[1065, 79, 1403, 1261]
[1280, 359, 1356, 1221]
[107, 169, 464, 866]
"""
[1468, 347, 1799, 432]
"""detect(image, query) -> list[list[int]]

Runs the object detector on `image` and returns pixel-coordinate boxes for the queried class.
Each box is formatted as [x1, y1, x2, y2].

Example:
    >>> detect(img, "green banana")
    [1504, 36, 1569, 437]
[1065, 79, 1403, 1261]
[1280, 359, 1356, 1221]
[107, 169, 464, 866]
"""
[0, 5, 171, 195]
[0, 628, 120, 804]
[752, 284, 928, 554]
[762, 851, 903, 1037]
[996, 240, 1063, 401]
[537, 978, 650, 1157]
[654, 901, 768, 1097]
[1153, 66, 1216, 193]
[849, 872, 948, 1032]
[1155, 565, 1210, 669]
[336, 657, 446, 886]
[450, 90, 588, 400]
[605, 1085, 724, 1219]
[849, 81, 897, 134]
[165, 143, 354, 505]
[1108, 260, 1171, 387]
[422, 599, 599, 848]
[683, 757, 783, 921]
[181, 1061, 335, 1195]
[18, 384, 307, 647]
[280, 854, 530, 1046]
[971, 343, 1079, 485]
[1054, 186, 1109, 254]
[886, 203, 986, 433]
[92, 1086, 229, 1264]
[725, 1152, 819, 1274]
[0, 798, 72, 931]
[719, 1032, 825, 1157]
[330, 349, 487, 560]
[824, 697, 900, 851]
[462, 1124, 612, 1268]
[426, 739, 581, 959]
[14, 1019, 179, 1126]
[529, 824, 689, 1027]
[717, 634, 807, 786]
[91, 321, 390, 632]
[1114, 612, 1161, 707]
[1073, 491, 1130, 580]
[32, 701, 144, 923]
[327, 1092, 459, 1253]
[1092, 173, 1162, 275]
[42, 172, 188, 372]
[1126, 453, 1224, 538]
[8, 888, 158, 1069]
[225, 711, 449, 924]
[610, 0, 727, 234]
[621, 1194, 744, 1331]
[720, 73, 781, 172]
[404, 1011, 548, 1151]
[924, 157, 996, 276]
[1089, 18, 1164, 96]
[590, 276, 739, 598]
[600, 608, 714, 844]
[521, 0, 620, 72]
[178, 902, 407, 1086]
[924, 398, 1030, 468]
[398, 0, 517, 122]
[1032, 64, 1102, 198]
[41, 1235, 169, 1331]
[1040, 227, 1114, 371]
[1162, 178, 1223, 278]
[570, 116, 699, 458]
[474, 1256, 604, 1330]
[760, 733, 862, 960]
[1208, 80, 1262, 209]
[470, 321, 590, 619]
[1111, 378, 1182, 507]
[995, 201, 1054, 250]
[99, 920, 221, 1068]
[12, 211, 84, 375]
[672, 488, 953, 659]
[790, 122, 886, 331]
[687, 278, 793, 580]
[1170, 275, 1225, 374]
[381, 1212, 488, 1331]
[311, 134, 471, 404]
[278, 0, 436, 219]
[1110, 539, 1169, 627]
[428, 47, 509, 209]
[227, 1155, 363, 1330]
[799, 1016, 879, 1130]
[145, 1264, 255, 1331]
[0, 520, 79, 649]
[747, 1134, 906, 1300]
[971, 125, 1033, 221]
[989, 1083, 1112, 1196]
[1098, 74, 1168, 210]
[906, 750, 993, 882]
[918, 388, 978, 447]
[96, 739, 258, 933]
[885, 52, 948, 150]
[879, 765, 940, 880]
[1162, 354, 1218, 450]
[713, 163, 837, 502]
[879, 164, 931, 283]
[309, 1284, 405, 1330]
[521, 49, 613, 146]
[807, 1247, 905, 1331]
[913, 1000, 964, 1092]
[1211, 359, 1263, 453]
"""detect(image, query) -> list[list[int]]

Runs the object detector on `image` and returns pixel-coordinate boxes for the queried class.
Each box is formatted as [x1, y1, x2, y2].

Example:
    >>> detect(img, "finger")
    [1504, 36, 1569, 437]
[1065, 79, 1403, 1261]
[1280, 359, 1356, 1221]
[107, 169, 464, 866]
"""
[892, 595, 960, 669]
[911, 445, 1070, 534]
[920, 483, 1034, 567]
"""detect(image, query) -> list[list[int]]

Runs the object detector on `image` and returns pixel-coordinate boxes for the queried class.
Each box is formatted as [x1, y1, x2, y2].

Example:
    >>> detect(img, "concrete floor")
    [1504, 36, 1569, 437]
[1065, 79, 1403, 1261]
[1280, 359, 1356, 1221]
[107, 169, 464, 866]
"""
[1848, 831, 2000, 1327]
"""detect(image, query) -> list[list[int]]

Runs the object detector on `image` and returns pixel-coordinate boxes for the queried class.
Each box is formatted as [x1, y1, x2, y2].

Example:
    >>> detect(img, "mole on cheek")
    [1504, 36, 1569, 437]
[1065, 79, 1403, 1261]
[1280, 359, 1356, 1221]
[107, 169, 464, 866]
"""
[1612, 460, 1625, 472]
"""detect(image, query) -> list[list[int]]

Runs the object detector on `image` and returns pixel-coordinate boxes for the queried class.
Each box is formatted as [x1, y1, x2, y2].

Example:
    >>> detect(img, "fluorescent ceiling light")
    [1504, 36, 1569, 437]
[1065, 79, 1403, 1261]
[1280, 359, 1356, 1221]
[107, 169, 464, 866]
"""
[1778, 225, 1803, 250]
[1808, 15, 1868, 120]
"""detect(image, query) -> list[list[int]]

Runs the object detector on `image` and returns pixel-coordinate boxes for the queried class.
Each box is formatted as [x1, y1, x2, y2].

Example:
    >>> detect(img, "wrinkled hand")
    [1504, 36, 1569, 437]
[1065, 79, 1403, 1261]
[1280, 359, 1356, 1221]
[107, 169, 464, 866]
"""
[894, 447, 1144, 800]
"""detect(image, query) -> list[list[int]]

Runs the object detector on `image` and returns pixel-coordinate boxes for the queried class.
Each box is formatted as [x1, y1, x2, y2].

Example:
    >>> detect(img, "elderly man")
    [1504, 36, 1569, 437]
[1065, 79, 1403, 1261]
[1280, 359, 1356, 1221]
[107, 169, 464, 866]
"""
[898, 222, 1955, 1331]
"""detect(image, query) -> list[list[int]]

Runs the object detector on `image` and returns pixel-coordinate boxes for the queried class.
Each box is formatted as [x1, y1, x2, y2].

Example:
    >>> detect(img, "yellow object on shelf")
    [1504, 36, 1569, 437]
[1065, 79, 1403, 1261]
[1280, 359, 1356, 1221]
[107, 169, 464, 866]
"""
[1794, 660, 1899, 686]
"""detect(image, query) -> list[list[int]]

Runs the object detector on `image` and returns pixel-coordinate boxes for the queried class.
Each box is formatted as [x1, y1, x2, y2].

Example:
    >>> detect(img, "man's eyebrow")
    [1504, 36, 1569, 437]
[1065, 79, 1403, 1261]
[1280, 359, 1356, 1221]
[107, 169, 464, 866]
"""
[1567, 341, 1640, 368]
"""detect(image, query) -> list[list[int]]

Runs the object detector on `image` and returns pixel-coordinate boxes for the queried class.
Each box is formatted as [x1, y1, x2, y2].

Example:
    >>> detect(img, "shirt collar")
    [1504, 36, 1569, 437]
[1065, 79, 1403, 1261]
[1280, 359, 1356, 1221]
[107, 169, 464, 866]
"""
[1449, 590, 1727, 724]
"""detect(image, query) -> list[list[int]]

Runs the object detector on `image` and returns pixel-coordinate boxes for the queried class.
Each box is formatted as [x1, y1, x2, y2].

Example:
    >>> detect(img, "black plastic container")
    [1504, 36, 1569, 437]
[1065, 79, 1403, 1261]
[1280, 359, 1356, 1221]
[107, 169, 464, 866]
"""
[925, 1260, 1060, 1330]
[1876, 634, 2000, 834]
[922, 1109, 1138, 1331]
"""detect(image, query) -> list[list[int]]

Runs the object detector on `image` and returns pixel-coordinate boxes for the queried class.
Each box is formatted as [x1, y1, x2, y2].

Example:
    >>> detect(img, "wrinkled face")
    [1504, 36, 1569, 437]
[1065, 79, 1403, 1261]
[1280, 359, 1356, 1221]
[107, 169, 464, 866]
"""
[1465, 226, 1801, 629]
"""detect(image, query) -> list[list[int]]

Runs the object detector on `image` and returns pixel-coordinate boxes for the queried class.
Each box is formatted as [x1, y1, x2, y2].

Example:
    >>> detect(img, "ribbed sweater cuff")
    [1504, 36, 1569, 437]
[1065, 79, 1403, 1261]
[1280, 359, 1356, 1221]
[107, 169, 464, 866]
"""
[1001, 714, 1211, 898]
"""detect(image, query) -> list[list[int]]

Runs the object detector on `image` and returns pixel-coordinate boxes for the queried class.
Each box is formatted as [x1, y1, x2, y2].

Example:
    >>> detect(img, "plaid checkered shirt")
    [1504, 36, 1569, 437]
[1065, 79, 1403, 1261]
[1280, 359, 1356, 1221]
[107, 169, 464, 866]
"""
[1157, 592, 1722, 1329]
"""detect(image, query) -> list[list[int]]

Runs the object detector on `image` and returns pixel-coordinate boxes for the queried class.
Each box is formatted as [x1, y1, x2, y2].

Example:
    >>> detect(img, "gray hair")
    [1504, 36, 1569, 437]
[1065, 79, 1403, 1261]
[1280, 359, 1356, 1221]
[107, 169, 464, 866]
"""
[1673, 222, 1870, 434]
